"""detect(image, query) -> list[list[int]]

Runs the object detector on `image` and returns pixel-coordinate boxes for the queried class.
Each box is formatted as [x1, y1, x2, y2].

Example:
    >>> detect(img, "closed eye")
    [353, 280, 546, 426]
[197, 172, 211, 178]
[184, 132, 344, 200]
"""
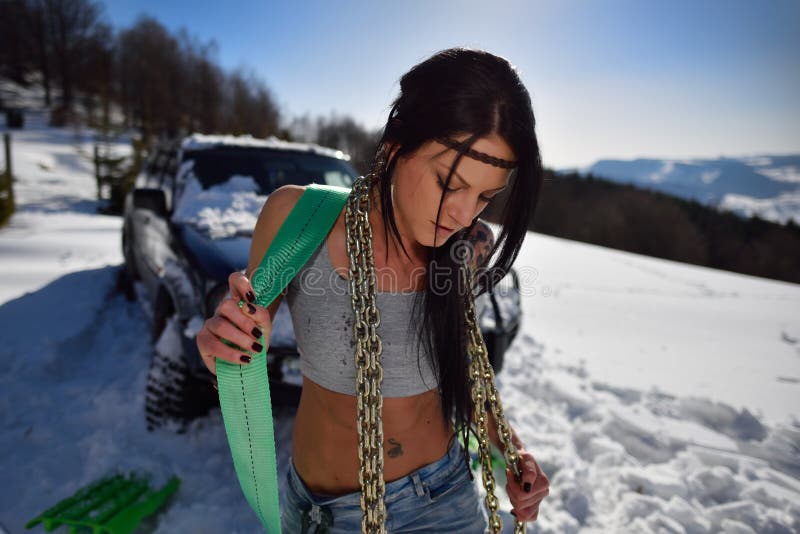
[436, 174, 494, 203]
[436, 174, 457, 193]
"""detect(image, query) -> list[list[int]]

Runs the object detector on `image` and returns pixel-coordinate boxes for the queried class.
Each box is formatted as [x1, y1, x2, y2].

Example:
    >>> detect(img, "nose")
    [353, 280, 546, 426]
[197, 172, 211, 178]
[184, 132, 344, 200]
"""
[445, 200, 474, 230]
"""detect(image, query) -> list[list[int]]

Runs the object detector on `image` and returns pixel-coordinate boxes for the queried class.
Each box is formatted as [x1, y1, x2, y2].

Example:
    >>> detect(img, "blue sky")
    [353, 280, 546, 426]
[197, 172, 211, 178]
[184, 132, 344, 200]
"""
[104, 0, 799, 169]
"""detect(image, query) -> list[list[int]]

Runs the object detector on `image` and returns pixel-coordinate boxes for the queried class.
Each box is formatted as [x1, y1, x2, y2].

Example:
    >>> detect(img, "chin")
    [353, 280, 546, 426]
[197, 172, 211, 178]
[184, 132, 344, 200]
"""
[412, 221, 457, 248]
[426, 232, 455, 248]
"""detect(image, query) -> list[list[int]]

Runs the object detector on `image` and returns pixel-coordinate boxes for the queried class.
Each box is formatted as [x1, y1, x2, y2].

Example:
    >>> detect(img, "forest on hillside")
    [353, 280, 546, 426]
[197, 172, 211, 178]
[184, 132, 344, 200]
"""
[0, 0, 380, 171]
[485, 170, 800, 285]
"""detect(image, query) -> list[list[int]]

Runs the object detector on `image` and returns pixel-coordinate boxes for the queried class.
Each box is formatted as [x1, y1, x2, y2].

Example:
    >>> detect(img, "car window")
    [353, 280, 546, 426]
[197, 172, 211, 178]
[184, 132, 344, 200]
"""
[140, 146, 174, 189]
[182, 149, 356, 195]
[140, 151, 161, 188]
[170, 147, 358, 238]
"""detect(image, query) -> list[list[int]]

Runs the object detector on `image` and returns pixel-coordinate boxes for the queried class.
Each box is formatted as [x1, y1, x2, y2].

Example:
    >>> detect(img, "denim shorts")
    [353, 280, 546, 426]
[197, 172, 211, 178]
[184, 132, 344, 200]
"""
[280, 435, 489, 533]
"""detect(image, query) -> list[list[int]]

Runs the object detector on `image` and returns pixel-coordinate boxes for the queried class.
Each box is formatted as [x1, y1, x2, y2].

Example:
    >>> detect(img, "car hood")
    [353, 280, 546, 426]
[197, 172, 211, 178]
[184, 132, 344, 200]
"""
[173, 222, 251, 282]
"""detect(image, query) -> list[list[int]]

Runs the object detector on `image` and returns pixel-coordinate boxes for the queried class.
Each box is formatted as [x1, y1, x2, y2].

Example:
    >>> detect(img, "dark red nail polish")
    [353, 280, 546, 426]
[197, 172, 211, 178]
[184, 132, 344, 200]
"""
[524, 482, 531, 492]
[251, 326, 262, 338]
[251, 342, 262, 352]
[247, 303, 256, 314]
[240, 354, 251, 363]
[246, 290, 255, 303]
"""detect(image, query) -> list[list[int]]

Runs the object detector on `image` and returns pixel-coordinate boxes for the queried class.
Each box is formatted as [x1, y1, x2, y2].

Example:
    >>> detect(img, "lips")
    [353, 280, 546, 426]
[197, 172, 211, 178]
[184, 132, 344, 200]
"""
[433, 221, 454, 232]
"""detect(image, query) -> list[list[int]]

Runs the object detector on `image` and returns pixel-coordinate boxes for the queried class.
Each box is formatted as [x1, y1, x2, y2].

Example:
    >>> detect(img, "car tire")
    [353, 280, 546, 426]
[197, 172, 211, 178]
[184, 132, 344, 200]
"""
[144, 312, 216, 433]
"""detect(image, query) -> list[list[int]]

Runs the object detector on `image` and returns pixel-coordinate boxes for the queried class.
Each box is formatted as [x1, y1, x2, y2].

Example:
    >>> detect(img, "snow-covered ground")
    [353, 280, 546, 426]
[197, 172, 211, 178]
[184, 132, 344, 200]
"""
[1, 113, 798, 534]
[0, 109, 130, 304]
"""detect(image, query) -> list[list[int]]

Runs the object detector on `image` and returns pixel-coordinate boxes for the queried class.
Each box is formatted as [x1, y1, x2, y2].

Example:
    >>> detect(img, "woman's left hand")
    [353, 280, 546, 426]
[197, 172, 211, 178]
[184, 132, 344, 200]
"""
[506, 448, 549, 523]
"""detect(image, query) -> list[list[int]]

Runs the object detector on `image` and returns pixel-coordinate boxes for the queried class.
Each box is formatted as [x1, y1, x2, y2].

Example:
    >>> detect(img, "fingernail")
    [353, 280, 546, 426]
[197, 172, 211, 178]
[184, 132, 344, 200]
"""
[524, 482, 531, 493]
[251, 342, 263, 352]
[511, 510, 517, 517]
[251, 326, 263, 338]
[247, 303, 256, 315]
[246, 290, 255, 303]
[240, 354, 251, 363]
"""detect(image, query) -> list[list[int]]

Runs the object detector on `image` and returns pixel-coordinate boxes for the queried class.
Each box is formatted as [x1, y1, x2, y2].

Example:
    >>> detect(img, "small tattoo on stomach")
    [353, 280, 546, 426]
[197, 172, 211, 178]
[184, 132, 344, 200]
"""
[387, 437, 403, 458]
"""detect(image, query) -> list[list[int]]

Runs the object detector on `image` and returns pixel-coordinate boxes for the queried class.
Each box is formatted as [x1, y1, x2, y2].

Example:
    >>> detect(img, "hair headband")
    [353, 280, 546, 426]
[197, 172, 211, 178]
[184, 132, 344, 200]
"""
[435, 136, 518, 169]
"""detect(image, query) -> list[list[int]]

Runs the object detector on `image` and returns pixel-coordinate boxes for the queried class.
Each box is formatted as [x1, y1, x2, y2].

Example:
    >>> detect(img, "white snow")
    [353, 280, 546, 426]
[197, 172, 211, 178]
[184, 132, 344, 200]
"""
[181, 132, 350, 161]
[739, 157, 800, 184]
[1, 110, 798, 534]
[171, 169, 268, 239]
[0, 110, 129, 303]
[647, 161, 675, 183]
[719, 190, 800, 225]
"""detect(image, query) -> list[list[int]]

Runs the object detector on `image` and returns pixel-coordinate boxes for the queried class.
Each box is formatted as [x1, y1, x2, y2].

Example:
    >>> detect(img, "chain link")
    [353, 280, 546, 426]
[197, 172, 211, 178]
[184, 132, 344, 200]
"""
[346, 173, 387, 532]
[462, 263, 527, 533]
[344, 173, 526, 533]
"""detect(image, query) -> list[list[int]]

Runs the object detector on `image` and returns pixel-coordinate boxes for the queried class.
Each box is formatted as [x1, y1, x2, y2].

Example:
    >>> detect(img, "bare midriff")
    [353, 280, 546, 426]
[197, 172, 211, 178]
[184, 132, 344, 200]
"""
[291, 375, 455, 496]
[290, 187, 454, 495]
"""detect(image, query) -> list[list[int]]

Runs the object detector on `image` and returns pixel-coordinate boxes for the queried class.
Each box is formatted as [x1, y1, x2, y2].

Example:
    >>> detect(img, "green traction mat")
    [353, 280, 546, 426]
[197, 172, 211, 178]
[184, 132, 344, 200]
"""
[461, 425, 508, 472]
[25, 472, 180, 534]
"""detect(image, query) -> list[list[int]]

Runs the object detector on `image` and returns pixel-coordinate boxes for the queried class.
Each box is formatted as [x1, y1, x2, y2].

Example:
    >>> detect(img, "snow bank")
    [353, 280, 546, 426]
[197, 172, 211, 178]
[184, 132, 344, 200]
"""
[171, 166, 267, 239]
[487, 333, 800, 532]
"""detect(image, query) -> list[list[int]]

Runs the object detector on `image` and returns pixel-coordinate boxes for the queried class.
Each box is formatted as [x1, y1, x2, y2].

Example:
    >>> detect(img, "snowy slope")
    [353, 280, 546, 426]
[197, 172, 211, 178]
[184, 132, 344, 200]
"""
[1, 115, 798, 533]
[0, 110, 130, 303]
[562, 155, 800, 225]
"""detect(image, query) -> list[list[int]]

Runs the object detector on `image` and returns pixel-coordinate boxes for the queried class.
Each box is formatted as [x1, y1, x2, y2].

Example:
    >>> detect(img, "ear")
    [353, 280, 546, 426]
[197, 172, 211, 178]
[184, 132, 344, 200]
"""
[382, 141, 401, 163]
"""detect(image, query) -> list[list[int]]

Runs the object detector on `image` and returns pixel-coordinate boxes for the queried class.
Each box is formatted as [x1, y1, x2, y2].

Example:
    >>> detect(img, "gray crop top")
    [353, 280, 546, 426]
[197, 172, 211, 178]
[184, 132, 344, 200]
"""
[284, 237, 439, 397]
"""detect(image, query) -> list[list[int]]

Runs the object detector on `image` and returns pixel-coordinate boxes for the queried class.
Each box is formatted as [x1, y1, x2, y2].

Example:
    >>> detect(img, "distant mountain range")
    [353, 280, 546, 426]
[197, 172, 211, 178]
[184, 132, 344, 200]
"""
[555, 155, 800, 225]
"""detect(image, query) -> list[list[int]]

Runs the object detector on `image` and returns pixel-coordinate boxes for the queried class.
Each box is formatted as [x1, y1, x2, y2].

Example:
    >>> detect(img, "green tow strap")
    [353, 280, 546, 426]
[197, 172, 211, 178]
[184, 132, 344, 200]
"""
[216, 183, 351, 533]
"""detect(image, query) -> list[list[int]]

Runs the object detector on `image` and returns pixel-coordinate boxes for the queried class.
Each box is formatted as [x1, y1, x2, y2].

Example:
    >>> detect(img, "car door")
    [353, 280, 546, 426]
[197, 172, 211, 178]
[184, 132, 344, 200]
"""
[145, 149, 181, 301]
[127, 150, 163, 299]
[132, 146, 175, 303]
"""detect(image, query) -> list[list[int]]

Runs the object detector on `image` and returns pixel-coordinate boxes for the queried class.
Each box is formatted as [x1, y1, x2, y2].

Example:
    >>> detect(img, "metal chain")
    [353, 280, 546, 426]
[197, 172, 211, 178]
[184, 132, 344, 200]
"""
[344, 173, 526, 533]
[345, 173, 387, 533]
[462, 263, 527, 533]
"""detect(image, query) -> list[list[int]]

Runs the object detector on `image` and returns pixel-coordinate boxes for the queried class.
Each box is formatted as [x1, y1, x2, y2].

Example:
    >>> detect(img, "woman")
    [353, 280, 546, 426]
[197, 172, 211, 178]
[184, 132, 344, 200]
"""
[196, 47, 549, 533]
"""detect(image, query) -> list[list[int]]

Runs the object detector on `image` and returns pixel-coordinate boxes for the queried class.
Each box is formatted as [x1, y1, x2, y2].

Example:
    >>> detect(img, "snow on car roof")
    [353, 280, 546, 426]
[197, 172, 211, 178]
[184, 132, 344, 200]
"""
[180, 133, 350, 161]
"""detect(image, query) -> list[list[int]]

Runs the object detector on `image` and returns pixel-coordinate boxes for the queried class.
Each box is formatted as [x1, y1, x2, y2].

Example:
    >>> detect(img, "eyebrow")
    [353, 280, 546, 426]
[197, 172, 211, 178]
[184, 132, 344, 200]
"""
[438, 163, 509, 193]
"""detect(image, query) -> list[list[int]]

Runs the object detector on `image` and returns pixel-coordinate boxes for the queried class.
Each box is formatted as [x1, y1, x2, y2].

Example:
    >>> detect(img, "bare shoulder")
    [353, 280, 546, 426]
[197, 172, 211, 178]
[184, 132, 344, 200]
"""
[465, 218, 496, 270]
[259, 184, 306, 217]
[246, 184, 306, 278]
[245, 184, 308, 320]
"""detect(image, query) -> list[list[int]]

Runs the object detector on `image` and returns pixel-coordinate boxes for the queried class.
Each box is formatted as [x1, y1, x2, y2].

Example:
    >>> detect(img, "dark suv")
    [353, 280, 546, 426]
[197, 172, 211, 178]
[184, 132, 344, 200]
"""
[121, 133, 522, 432]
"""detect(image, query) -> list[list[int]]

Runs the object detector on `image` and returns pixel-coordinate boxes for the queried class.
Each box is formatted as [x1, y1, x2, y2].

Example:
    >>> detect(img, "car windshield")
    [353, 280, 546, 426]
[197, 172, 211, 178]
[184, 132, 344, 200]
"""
[183, 148, 356, 193]
[171, 147, 358, 239]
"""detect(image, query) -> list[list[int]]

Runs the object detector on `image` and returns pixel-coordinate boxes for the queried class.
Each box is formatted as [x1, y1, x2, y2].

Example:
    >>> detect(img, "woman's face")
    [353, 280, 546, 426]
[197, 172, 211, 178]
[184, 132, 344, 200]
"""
[385, 132, 514, 250]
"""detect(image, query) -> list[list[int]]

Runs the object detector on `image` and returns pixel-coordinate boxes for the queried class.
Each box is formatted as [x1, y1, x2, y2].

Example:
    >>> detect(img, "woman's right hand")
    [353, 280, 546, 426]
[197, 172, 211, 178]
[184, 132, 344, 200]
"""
[196, 271, 273, 380]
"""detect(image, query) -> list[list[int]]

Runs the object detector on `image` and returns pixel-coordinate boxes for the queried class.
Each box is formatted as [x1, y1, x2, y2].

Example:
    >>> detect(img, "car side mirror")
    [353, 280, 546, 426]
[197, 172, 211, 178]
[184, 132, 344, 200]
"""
[133, 188, 168, 216]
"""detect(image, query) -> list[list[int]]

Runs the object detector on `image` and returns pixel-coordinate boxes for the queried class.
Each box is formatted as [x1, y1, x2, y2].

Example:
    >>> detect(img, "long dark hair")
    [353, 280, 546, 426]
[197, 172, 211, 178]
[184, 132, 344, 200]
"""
[367, 47, 543, 472]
